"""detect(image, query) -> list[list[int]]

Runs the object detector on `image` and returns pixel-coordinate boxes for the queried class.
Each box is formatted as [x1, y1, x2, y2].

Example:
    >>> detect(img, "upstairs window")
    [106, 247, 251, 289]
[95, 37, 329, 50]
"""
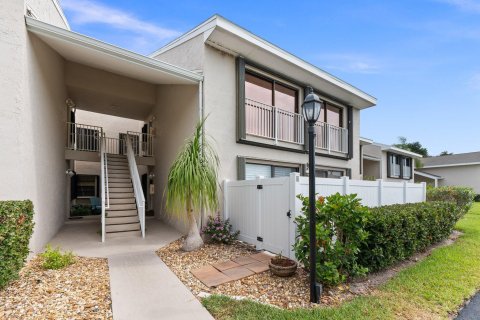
[319, 103, 343, 127]
[245, 71, 298, 113]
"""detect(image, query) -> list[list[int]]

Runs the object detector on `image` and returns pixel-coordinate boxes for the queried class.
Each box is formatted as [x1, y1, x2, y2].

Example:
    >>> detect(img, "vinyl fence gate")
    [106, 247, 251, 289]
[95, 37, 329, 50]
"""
[224, 173, 426, 259]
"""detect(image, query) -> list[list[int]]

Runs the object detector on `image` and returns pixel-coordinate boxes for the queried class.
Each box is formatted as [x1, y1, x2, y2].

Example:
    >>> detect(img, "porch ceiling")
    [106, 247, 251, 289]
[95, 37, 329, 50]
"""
[25, 17, 203, 85]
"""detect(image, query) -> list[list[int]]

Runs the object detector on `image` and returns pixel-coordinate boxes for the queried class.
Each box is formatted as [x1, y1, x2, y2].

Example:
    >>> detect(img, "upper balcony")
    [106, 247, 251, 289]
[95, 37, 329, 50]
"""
[245, 99, 349, 154]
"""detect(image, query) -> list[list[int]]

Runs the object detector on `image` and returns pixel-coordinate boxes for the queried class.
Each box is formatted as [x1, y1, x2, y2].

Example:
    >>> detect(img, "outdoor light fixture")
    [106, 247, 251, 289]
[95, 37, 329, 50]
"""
[302, 86, 324, 304]
[65, 169, 76, 177]
[148, 172, 155, 180]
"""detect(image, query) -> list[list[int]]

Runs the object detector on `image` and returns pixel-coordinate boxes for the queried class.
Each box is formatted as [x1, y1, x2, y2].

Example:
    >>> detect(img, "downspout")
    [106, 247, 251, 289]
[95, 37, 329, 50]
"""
[198, 79, 206, 229]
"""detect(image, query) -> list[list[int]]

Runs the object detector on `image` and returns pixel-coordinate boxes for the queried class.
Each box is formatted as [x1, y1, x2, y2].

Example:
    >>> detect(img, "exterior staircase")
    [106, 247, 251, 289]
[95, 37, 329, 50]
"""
[105, 154, 141, 238]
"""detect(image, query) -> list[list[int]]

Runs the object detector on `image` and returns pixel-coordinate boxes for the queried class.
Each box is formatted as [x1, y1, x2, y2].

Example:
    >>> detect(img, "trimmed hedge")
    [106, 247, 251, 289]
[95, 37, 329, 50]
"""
[427, 186, 475, 216]
[358, 201, 459, 272]
[0, 200, 34, 288]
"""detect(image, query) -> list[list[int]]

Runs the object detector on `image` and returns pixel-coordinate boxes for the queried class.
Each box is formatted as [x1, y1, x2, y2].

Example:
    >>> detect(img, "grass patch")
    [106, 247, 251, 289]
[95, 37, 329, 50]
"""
[39, 245, 75, 270]
[202, 203, 480, 319]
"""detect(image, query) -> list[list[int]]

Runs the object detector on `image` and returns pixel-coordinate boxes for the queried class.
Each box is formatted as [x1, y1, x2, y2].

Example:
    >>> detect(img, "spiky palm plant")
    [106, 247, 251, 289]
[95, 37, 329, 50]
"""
[165, 118, 219, 251]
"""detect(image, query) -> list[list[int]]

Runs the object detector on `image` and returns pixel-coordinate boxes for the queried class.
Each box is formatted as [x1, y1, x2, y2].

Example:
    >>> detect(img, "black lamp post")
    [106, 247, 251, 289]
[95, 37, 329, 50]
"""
[302, 86, 323, 303]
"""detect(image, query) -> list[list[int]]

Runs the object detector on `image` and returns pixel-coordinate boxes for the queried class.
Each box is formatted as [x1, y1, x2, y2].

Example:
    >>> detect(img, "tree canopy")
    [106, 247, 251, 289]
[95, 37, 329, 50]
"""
[394, 136, 429, 157]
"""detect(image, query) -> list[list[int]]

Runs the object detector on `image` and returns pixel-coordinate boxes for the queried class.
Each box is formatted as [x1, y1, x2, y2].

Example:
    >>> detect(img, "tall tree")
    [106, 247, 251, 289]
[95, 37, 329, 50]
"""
[439, 151, 453, 156]
[394, 136, 429, 157]
[165, 118, 219, 251]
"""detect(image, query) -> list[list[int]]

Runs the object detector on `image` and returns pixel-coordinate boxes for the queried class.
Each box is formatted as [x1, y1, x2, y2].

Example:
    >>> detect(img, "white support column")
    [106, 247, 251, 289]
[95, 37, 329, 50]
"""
[342, 176, 350, 195]
[421, 182, 427, 202]
[223, 179, 230, 220]
[377, 179, 383, 206]
[403, 181, 408, 204]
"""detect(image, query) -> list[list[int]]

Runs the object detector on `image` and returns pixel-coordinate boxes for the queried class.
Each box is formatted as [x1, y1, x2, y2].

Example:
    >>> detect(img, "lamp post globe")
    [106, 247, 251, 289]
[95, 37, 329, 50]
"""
[302, 86, 323, 304]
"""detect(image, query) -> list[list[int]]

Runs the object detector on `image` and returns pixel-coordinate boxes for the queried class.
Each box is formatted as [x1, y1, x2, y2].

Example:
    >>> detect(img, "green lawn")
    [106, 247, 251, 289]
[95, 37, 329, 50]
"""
[202, 203, 480, 320]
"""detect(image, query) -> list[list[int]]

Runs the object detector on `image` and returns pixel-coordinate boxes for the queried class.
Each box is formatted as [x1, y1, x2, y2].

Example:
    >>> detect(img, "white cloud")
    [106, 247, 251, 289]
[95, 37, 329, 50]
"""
[315, 54, 382, 74]
[438, 0, 480, 13]
[61, 0, 181, 41]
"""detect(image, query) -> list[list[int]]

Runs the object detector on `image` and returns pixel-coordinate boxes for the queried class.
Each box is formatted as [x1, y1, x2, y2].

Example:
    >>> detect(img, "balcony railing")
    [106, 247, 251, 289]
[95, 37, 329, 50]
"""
[66, 122, 154, 157]
[245, 99, 304, 145]
[245, 99, 348, 154]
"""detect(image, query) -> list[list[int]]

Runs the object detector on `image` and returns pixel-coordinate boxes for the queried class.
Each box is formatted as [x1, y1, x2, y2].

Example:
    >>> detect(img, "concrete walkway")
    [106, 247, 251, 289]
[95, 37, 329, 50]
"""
[50, 219, 214, 320]
[456, 291, 480, 320]
[109, 251, 213, 320]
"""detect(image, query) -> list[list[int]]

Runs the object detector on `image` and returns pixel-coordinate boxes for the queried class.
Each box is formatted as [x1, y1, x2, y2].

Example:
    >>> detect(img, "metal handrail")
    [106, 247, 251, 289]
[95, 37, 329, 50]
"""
[100, 133, 106, 242]
[126, 131, 154, 157]
[126, 134, 145, 238]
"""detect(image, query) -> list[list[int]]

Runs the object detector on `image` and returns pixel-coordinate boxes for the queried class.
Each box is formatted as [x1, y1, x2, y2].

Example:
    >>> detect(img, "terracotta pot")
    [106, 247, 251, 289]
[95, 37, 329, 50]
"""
[269, 257, 298, 277]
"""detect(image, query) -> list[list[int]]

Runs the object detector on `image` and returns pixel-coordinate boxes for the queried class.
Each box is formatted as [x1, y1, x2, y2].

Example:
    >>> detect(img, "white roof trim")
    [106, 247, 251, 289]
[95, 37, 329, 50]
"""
[376, 144, 423, 158]
[151, 15, 376, 106]
[51, 0, 70, 30]
[414, 171, 443, 180]
[363, 155, 381, 161]
[422, 162, 480, 169]
[26, 17, 203, 83]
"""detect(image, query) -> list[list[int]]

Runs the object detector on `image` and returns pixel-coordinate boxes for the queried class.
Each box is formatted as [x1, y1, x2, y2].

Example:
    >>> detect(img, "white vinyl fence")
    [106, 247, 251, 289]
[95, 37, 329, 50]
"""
[224, 173, 426, 259]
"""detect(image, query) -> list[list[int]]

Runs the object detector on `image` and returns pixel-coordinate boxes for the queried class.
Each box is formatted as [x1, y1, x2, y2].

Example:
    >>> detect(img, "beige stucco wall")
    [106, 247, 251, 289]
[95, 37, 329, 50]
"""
[0, 1, 68, 253]
[26, 0, 69, 29]
[74, 109, 144, 138]
[421, 165, 480, 193]
[152, 34, 205, 72]
[149, 84, 200, 234]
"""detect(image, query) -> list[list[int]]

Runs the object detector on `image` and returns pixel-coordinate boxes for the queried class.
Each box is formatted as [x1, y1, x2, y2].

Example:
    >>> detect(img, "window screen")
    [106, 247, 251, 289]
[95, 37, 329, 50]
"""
[245, 163, 272, 180]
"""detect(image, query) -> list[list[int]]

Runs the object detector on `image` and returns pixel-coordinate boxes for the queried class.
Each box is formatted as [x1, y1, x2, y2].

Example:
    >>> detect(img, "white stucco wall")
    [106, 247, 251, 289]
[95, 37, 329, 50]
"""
[149, 84, 200, 234]
[26, 0, 69, 29]
[421, 165, 480, 194]
[0, 1, 68, 253]
[74, 109, 144, 138]
[153, 34, 205, 72]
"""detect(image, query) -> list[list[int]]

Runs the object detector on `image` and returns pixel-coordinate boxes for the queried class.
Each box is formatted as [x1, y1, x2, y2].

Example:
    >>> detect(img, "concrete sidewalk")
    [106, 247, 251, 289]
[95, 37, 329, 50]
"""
[109, 251, 214, 320]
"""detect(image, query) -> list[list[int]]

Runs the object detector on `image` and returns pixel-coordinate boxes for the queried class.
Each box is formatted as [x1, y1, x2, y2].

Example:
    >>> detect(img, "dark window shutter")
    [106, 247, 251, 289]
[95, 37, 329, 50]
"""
[237, 156, 246, 180]
[71, 174, 78, 200]
[236, 57, 246, 140]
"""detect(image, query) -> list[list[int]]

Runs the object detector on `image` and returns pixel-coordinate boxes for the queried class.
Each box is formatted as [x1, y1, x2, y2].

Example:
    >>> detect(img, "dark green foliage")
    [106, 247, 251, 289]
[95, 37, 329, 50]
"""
[394, 136, 429, 157]
[201, 214, 240, 244]
[427, 186, 475, 216]
[0, 200, 34, 289]
[294, 193, 370, 285]
[39, 245, 75, 270]
[359, 201, 460, 272]
[474, 194, 480, 202]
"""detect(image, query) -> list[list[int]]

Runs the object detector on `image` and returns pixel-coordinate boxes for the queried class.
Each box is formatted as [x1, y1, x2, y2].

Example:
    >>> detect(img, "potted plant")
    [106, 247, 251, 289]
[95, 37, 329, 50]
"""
[269, 252, 297, 277]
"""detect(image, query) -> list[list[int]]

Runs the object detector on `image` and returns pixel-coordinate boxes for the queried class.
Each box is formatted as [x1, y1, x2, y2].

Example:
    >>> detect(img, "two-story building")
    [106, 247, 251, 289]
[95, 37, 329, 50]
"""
[0, 2, 377, 251]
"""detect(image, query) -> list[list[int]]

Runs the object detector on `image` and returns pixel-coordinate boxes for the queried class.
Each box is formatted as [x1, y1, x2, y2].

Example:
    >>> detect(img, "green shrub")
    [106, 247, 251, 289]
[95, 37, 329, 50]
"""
[427, 186, 475, 216]
[294, 193, 370, 286]
[0, 200, 35, 288]
[473, 194, 480, 202]
[39, 245, 75, 270]
[358, 201, 459, 272]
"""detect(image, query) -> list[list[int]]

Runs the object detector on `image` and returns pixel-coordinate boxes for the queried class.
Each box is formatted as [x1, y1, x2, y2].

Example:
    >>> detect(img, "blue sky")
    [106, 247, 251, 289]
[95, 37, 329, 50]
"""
[61, 0, 480, 156]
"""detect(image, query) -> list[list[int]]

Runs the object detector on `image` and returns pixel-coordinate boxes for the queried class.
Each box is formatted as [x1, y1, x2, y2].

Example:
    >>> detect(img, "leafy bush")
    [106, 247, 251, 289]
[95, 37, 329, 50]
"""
[201, 214, 239, 244]
[0, 200, 34, 288]
[294, 193, 370, 285]
[474, 194, 480, 202]
[427, 186, 475, 216]
[39, 245, 75, 270]
[358, 201, 460, 272]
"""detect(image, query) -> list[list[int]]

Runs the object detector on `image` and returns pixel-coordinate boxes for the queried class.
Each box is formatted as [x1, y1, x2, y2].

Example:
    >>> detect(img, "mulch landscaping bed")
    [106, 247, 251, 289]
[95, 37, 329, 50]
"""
[157, 233, 462, 310]
[0, 256, 112, 320]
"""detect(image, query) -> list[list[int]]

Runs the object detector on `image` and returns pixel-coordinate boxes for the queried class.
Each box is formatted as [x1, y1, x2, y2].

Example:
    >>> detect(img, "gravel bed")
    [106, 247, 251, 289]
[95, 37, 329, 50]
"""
[0, 255, 112, 320]
[157, 238, 356, 309]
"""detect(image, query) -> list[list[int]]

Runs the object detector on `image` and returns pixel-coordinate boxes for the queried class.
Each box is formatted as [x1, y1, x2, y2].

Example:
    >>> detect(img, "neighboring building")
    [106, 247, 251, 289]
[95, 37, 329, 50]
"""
[416, 152, 480, 193]
[0, 2, 377, 251]
[360, 138, 422, 182]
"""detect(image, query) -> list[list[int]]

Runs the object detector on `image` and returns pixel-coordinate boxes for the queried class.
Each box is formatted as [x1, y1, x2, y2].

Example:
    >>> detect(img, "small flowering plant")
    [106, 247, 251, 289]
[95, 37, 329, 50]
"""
[201, 214, 240, 244]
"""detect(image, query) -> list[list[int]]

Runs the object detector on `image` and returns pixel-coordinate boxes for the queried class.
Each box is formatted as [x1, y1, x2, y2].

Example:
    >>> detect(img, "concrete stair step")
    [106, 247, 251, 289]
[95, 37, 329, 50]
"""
[109, 169, 129, 174]
[106, 230, 141, 239]
[108, 203, 137, 211]
[106, 223, 140, 233]
[109, 182, 133, 189]
[109, 165, 129, 170]
[108, 157, 127, 162]
[108, 174, 130, 181]
[109, 192, 134, 199]
[109, 187, 133, 193]
[106, 216, 139, 224]
[108, 154, 127, 159]
[108, 175, 132, 183]
[107, 209, 137, 217]
[109, 198, 135, 205]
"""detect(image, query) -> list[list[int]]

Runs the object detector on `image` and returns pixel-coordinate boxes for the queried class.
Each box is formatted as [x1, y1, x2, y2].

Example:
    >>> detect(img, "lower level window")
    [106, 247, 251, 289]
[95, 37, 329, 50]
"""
[76, 175, 98, 197]
[245, 163, 297, 180]
[315, 168, 345, 179]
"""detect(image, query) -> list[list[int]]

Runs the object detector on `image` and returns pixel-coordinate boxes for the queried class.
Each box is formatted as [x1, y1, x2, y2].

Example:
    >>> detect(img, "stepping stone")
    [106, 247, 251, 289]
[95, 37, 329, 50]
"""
[250, 251, 275, 262]
[212, 260, 240, 271]
[222, 266, 254, 281]
[232, 256, 257, 265]
[245, 261, 270, 273]
[191, 265, 232, 287]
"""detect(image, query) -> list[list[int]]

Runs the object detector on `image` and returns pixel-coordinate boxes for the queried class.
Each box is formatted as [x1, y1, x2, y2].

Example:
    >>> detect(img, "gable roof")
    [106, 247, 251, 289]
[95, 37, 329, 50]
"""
[373, 142, 423, 158]
[151, 15, 377, 109]
[422, 152, 480, 168]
